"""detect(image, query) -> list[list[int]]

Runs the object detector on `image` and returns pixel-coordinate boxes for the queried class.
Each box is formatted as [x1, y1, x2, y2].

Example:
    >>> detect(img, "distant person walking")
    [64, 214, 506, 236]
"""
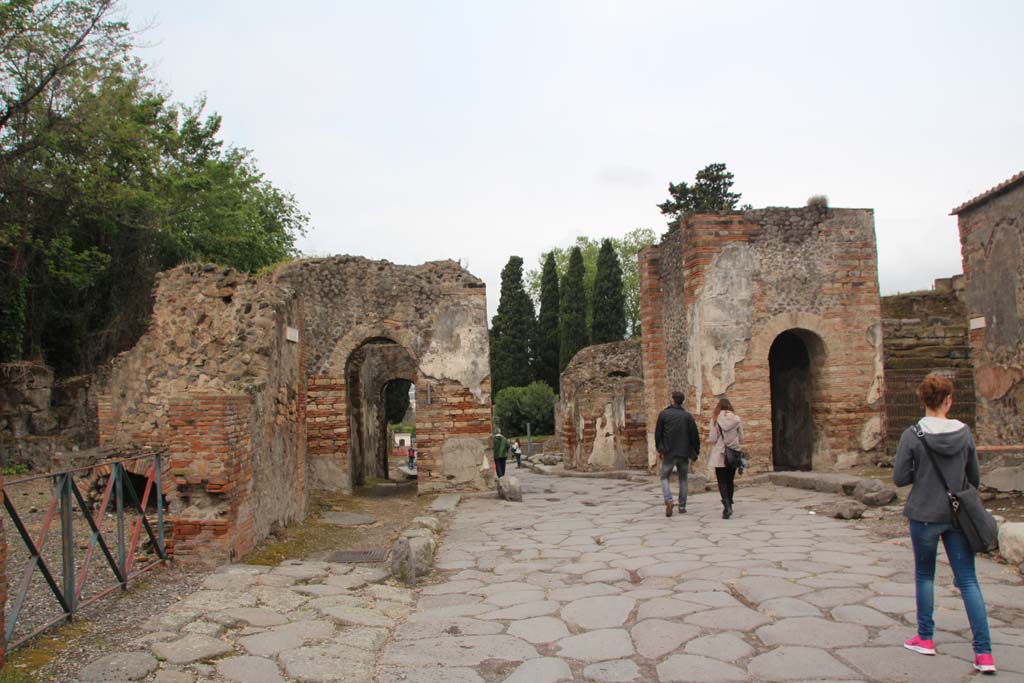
[707, 397, 743, 519]
[493, 430, 510, 479]
[512, 439, 523, 468]
[893, 372, 996, 674]
[654, 391, 700, 517]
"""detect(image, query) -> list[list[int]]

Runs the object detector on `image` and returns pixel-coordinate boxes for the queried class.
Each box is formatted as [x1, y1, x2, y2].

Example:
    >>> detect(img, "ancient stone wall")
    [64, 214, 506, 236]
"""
[640, 208, 885, 473]
[98, 264, 307, 561]
[560, 341, 647, 470]
[955, 176, 1024, 445]
[880, 277, 975, 452]
[275, 257, 491, 494]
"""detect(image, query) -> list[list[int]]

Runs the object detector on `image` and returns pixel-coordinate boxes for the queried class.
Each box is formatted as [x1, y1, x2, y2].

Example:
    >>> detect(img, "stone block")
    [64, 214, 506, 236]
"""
[998, 523, 1024, 565]
[986, 467, 1024, 493]
[826, 500, 867, 519]
[497, 476, 523, 502]
[390, 534, 436, 584]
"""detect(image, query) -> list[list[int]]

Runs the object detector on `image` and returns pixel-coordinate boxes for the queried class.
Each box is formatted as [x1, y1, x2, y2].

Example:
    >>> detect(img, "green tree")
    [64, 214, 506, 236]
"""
[657, 162, 746, 234]
[489, 255, 535, 397]
[591, 239, 626, 344]
[559, 247, 587, 372]
[494, 382, 556, 436]
[526, 228, 654, 339]
[384, 380, 411, 424]
[533, 252, 560, 391]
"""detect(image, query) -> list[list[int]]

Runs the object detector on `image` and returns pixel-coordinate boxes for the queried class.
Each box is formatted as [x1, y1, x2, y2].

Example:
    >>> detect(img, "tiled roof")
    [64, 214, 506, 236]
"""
[950, 170, 1024, 215]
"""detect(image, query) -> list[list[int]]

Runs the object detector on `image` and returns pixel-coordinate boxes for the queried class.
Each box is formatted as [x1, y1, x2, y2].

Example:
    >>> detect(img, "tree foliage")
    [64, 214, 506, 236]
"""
[558, 246, 588, 372]
[657, 162, 746, 234]
[0, 0, 308, 372]
[526, 228, 654, 339]
[489, 255, 535, 397]
[493, 381, 556, 436]
[384, 380, 411, 424]
[591, 238, 626, 344]
[533, 252, 560, 391]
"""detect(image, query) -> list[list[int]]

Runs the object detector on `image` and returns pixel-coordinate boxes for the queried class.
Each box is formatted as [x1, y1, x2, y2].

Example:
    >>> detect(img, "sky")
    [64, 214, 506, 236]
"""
[125, 0, 1024, 319]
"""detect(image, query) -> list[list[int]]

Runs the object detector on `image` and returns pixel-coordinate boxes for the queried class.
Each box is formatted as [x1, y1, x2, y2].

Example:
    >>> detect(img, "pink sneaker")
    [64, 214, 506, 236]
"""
[903, 635, 936, 655]
[974, 653, 996, 674]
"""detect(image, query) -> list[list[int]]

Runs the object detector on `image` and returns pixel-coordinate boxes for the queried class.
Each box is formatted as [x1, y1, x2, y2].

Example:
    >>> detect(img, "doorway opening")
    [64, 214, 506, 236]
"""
[769, 329, 824, 471]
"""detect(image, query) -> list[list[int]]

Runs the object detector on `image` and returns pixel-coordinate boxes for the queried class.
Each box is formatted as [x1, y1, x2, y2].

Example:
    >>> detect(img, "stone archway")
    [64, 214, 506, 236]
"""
[769, 328, 825, 471]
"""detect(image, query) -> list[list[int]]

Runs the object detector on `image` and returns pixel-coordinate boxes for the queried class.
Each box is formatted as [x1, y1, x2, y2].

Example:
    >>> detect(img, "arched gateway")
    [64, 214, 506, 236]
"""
[96, 257, 492, 562]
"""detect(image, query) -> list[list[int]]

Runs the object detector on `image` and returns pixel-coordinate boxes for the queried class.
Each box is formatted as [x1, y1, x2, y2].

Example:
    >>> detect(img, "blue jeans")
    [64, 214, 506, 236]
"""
[909, 519, 991, 654]
[660, 457, 689, 508]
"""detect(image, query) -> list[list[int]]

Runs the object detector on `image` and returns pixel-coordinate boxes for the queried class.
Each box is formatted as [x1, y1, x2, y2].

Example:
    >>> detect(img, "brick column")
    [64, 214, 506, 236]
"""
[638, 245, 666, 467]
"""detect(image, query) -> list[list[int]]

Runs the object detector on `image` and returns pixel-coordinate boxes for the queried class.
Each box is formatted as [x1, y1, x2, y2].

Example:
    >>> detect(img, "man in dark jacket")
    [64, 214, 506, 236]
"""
[655, 390, 701, 517]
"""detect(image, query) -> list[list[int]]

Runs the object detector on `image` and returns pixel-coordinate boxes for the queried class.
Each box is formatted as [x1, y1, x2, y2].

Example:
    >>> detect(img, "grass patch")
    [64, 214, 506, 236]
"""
[3, 621, 93, 681]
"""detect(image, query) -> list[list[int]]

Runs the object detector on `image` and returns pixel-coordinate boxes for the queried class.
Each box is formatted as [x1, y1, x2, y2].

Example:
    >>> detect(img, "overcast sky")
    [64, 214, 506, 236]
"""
[125, 0, 1023, 319]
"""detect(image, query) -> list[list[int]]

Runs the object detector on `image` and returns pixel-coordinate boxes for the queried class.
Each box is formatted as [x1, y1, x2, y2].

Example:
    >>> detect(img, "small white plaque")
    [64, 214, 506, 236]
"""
[969, 317, 986, 331]
[286, 326, 299, 342]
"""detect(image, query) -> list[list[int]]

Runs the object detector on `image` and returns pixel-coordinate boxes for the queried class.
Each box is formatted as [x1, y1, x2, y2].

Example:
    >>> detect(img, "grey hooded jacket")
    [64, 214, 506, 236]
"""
[892, 418, 980, 524]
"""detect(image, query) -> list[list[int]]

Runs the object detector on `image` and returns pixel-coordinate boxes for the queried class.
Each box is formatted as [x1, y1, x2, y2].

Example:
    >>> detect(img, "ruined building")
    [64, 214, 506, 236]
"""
[638, 208, 885, 473]
[97, 257, 492, 561]
[953, 171, 1024, 447]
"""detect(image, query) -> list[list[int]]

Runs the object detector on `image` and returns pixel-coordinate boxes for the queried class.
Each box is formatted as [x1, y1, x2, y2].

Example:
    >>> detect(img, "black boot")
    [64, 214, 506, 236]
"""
[723, 502, 732, 519]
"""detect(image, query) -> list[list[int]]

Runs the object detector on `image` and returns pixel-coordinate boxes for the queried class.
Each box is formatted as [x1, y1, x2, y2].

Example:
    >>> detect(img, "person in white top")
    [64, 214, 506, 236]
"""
[707, 397, 743, 519]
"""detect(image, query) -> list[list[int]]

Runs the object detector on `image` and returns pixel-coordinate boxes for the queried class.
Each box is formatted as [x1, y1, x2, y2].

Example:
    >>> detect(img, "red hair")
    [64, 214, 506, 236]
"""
[917, 372, 953, 410]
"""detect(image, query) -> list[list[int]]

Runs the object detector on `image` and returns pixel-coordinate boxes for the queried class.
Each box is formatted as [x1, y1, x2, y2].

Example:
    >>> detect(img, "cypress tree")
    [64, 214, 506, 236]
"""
[490, 255, 536, 397]
[559, 247, 588, 372]
[534, 252, 561, 390]
[591, 238, 627, 344]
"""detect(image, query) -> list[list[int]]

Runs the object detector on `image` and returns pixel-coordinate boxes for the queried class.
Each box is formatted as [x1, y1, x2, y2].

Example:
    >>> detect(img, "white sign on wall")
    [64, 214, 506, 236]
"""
[286, 326, 299, 342]
[969, 317, 986, 331]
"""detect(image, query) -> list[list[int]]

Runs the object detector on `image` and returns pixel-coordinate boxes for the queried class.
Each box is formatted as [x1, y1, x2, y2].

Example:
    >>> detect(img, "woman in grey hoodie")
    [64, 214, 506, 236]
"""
[707, 397, 743, 519]
[893, 372, 995, 674]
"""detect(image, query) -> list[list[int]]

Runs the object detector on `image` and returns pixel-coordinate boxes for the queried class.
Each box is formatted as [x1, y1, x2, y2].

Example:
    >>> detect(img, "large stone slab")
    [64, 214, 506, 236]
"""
[583, 658, 642, 682]
[656, 654, 749, 682]
[631, 619, 701, 659]
[747, 647, 857, 681]
[507, 616, 570, 644]
[999, 522, 1024, 565]
[216, 656, 284, 683]
[756, 617, 868, 647]
[77, 652, 158, 682]
[504, 657, 572, 683]
[151, 634, 234, 665]
[279, 644, 375, 683]
[381, 635, 538, 667]
[685, 633, 754, 662]
[835, 646, 974, 683]
[429, 494, 461, 512]
[561, 595, 636, 630]
[557, 629, 634, 661]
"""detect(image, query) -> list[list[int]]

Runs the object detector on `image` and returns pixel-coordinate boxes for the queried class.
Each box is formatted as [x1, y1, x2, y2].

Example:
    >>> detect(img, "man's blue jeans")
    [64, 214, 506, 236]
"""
[660, 457, 689, 509]
[909, 519, 991, 654]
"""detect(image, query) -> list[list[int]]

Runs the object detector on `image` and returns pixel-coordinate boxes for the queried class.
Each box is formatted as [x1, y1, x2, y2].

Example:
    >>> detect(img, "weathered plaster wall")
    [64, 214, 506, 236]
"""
[640, 208, 885, 473]
[560, 341, 647, 470]
[957, 181, 1024, 445]
[275, 257, 492, 494]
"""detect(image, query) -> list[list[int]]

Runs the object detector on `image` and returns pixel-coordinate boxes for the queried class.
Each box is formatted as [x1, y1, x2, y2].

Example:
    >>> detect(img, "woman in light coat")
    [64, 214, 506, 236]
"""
[707, 397, 742, 519]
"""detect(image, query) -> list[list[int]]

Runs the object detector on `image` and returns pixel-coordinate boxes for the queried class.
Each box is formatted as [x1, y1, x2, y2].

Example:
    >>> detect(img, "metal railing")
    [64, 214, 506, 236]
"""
[3, 453, 167, 650]
[883, 368, 977, 456]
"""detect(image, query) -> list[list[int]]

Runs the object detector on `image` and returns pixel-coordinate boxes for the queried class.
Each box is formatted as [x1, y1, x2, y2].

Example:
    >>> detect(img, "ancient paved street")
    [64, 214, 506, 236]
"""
[73, 471, 1024, 683]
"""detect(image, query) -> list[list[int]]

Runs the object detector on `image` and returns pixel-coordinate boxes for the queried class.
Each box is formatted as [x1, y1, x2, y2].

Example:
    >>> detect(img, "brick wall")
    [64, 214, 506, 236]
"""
[640, 208, 885, 473]
[955, 179, 1024, 445]
[0, 473, 5, 667]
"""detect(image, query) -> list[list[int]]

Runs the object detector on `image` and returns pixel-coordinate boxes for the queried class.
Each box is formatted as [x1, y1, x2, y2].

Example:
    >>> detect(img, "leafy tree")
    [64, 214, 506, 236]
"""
[0, 1, 308, 372]
[384, 380, 411, 424]
[591, 239, 626, 344]
[559, 247, 587, 372]
[489, 255, 535, 397]
[533, 252, 560, 391]
[526, 228, 654, 339]
[494, 381, 556, 436]
[657, 162, 746, 234]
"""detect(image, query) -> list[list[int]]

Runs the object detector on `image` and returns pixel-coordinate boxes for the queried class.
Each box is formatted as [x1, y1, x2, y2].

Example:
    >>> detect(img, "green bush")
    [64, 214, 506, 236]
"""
[494, 382, 556, 436]
[2, 463, 30, 476]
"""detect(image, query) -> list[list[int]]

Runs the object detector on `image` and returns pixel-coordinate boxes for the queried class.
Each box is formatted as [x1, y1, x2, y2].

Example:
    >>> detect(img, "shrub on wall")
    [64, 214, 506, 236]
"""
[494, 382, 556, 435]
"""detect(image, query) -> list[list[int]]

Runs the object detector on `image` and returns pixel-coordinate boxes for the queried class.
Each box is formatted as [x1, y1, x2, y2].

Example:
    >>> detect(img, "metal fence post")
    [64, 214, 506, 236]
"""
[527, 422, 532, 456]
[58, 474, 75, 619]
[115, 463, 126, 589]
[154, 455, 165, 557]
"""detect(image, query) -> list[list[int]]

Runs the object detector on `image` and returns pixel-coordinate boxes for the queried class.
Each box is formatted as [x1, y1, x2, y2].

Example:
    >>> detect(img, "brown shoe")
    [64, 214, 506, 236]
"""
[665, 502, 674, 517]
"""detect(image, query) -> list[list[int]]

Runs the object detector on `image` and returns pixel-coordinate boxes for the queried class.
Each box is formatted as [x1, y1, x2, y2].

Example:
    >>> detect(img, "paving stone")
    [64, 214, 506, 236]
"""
[323, 574, 367, 590]
[505, 657, 573, 683]
[685, 606, 772, 631]
[507, 616, 571, 644]
[733, 576, 810, 603]
[181, 590, 257, 612]
[381, 634, 538, 666]
[336, 626, 389, 650]
[562, 595, 636, 629]
[255, 586, 308, 612]
[656, 654, 749, 682]
[755, 597, 821, 618]
[557, 628, 635, 661]
[429, 494, 461, 512]
[631, 619, 701, 659]
[637, 598, 705, 621]
[835, 646, 974, 682]
[757, 617, 868, 647]
[478, 600, 559, 620]
[366, 583, 416, 604]
[484, 589, 546, 607]
[237, 629, 303, 657]
[377, 667, 483, 683]
[77, 651, 158, 682]
[747, 647, 858, 681]
[216, 655, 284, 683]
[583, 658, 642, 682]
[830, 604, 897, 627]
[182, 620, 223, 636]
[549, 583, 621, 602]
[150, 634, 234, 665]
[397, 616, 504, 640]
[801, 587, 874, 609]
[211, 607, 289, 628]
[201, 573, 258, 590]
[279, 643, 375, 683]
[152, 672, 193, 683]
[291, 584, 352, 597]
[257, 573, 299, 587]
[684, 633, 754, 662]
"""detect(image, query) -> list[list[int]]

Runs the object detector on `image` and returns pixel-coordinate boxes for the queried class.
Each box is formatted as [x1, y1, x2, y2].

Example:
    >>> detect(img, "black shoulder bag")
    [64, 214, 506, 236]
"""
[717, 423, 746, 471]
[915, 429, 998, 554]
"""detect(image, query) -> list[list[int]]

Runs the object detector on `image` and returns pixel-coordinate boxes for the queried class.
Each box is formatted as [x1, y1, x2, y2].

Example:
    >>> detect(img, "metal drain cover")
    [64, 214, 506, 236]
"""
[327, 548, 387, 563]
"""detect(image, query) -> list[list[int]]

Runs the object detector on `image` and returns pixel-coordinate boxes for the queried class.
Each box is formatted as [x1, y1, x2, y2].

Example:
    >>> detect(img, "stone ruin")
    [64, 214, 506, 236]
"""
[559, 340, 646, 470]
[95, 257, 492, 562]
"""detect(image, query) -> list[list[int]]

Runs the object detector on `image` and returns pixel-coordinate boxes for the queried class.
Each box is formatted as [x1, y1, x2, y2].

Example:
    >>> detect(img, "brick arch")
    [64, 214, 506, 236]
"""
[322, 326, 421, 377]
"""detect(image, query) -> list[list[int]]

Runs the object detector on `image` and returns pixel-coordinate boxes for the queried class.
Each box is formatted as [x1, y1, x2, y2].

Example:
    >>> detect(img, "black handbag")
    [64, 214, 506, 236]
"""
[916, 430, 998, 554]
[717, 423, 746, 470]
